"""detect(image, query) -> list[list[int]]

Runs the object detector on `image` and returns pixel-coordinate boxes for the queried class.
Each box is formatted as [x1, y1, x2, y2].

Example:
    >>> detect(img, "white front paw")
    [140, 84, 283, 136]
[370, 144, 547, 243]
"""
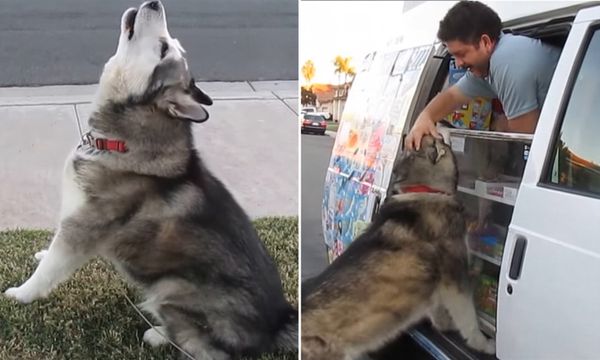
[143, 326, 169, 347]
[4, 286, 41, 304]
[482, 339, 496, 354]
[467, 335, 495, 354]
[34, 249, 49, 261]
[430, 307, 456, 332]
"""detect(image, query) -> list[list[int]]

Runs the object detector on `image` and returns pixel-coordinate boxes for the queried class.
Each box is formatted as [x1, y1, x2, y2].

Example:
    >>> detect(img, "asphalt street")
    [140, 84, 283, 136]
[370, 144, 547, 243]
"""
[0, 0, 297, 86]
[301, 133, 334, 280]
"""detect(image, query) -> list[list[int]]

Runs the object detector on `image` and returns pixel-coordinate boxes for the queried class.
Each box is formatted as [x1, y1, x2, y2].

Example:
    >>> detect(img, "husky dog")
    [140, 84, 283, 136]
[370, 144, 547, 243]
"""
[4, 1, 297, 358]
[301, 136, 495, 359]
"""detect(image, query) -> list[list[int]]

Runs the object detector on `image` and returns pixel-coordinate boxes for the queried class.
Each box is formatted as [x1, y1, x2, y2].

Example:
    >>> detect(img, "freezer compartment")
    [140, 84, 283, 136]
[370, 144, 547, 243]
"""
[447, 129, 532, 346]
[467, 223, 507, 265]
[452, 137, 528, 191]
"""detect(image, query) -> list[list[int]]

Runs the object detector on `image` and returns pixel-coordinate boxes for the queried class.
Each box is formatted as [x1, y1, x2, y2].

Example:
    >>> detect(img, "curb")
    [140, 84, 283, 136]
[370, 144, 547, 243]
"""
[0, 81, 298, 107]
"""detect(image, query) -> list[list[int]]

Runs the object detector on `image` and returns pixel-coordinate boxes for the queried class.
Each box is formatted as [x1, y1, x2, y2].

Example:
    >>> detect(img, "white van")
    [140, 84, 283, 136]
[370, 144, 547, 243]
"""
[321, 2, 600, 359]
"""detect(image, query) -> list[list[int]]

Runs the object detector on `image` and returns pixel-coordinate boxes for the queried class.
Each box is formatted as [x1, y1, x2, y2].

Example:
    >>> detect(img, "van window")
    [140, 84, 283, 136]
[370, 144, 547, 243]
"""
[543, 28, 600, 197]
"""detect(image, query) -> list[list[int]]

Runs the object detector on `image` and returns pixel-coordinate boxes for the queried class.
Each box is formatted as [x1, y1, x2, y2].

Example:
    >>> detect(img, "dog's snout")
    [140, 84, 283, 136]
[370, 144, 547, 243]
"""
[146, 1, 160, 11]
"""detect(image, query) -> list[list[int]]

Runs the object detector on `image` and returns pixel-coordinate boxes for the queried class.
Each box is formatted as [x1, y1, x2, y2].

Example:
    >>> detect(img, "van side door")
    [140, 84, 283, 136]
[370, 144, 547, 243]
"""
[497, 6, 600, 359]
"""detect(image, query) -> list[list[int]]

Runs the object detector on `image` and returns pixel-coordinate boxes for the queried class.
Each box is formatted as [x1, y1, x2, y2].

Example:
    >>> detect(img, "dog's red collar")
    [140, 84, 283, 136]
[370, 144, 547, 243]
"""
[401, 185, 449, 195]
[93, 138, 128, 152]
[81, 132, 128, 153]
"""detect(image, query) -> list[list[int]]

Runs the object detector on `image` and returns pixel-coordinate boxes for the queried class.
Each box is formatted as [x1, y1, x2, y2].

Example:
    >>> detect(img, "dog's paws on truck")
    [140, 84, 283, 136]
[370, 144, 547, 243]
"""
[468, 334, 496, 354]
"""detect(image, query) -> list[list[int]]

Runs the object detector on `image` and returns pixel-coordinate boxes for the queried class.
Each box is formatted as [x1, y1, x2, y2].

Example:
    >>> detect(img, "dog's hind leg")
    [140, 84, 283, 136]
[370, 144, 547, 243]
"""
[143, 326, 170, 347]
[159, 304, 232, 360]
[439, 285, 496, 354]
[4, 226, 93, 303]
[34, 249, 49, 261]
[301, 335, 345, 360]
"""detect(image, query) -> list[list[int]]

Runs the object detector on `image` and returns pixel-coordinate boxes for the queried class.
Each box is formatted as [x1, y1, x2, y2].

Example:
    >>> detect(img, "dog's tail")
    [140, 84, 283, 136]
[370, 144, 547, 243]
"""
[273, 306, 298, 351]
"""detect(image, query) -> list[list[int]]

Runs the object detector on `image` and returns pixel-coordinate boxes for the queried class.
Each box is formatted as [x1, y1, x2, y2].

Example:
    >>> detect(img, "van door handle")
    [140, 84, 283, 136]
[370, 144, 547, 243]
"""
[509, 236, 527, 280]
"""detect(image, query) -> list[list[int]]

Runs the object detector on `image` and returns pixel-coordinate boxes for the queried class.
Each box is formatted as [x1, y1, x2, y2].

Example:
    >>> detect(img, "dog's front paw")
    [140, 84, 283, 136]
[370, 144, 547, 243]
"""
[34, 249, 48, 261]
[143, 326, 169, 347]
[430, 307, 456, 332]
[4, 285, 40, 304]
[467, 335, 495, 354]
[482, 339, 496, 354]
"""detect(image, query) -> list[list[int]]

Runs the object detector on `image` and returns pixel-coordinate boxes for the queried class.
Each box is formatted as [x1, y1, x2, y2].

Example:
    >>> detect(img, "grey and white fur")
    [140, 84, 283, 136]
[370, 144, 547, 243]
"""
[4, 1, 297, 359]
[301, 136, 495, 360]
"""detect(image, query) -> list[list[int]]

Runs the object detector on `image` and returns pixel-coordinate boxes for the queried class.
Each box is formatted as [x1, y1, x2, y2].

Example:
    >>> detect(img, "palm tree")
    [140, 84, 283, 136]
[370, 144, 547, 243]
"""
[333, 55, 355, 91]
[333, 55, 347, 86]
[345, 66, 356, 85]
[333, 56, 356, 121]
[301, 60, 316, 89]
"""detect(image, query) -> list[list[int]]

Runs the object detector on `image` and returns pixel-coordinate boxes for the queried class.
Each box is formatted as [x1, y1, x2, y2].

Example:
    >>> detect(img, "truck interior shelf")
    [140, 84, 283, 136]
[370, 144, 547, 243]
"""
[447, 128, 534, 143]
[477, 312, 497, 338]
[457, 185, 516, 206]
[470, 249, 502, 267]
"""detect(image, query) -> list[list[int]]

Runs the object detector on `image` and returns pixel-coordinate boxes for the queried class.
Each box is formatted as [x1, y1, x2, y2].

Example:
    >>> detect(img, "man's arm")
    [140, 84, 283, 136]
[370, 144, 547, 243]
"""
[506, 109, 539, 133]
[405, 85, 471, 150]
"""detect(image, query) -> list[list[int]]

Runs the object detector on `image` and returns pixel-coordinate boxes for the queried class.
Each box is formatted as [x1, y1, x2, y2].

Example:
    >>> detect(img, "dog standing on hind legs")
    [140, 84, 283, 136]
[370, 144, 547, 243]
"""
[301, 136, 495, 360]
[4, 1, 297, 359]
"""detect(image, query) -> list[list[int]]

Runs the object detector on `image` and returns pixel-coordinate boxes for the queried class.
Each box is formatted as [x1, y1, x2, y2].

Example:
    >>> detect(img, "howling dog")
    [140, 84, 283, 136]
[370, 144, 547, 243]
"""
[5, 1, 297, 359]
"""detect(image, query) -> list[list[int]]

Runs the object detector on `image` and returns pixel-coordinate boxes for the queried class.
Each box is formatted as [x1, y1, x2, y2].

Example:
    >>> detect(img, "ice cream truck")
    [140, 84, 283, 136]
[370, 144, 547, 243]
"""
[321, 1, 600, 358]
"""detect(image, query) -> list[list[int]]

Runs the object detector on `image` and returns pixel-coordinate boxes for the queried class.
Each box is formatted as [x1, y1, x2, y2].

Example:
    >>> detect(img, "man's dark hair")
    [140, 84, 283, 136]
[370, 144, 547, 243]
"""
[438, 1, 502, 45]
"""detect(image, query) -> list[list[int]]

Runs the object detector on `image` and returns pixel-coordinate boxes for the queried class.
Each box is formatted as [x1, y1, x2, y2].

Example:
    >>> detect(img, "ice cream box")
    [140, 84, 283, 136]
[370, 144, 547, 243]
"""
[447, 98, 492, 130]
[475, 180, 520, 198]
[445, 58, 492, 130]
[476, 275, 498, 318]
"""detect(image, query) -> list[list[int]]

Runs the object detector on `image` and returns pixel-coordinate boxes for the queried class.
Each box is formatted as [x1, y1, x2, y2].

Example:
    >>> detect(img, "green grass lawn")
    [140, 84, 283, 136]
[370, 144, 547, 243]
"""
[326, 121, 339, 132]
[0, 217, 298, 360]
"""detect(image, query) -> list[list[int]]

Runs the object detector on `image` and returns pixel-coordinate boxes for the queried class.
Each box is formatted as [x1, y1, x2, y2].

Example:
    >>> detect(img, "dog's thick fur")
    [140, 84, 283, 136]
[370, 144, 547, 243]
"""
[301, 136, 495, 359]
[4, 2, 297, 358]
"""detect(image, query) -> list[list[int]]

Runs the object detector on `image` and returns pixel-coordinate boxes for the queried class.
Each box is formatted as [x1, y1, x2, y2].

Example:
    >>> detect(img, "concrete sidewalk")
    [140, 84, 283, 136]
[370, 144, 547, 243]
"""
[0, 81, 298, 230]
[325, 130, 337, 138]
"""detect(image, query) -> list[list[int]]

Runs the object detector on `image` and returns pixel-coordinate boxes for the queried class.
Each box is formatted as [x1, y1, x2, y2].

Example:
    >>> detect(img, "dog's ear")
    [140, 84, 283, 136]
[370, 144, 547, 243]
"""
[189, 79, 213, 106]
[426, 141, 447, 164]
[433, 141, 447, 163]
[150, 59, 213, 122]
[159, 82, 212, 123]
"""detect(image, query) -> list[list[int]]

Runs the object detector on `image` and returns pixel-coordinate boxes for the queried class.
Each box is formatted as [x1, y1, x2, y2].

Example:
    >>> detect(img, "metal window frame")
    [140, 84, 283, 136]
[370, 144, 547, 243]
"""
[538, 23, 600, 200]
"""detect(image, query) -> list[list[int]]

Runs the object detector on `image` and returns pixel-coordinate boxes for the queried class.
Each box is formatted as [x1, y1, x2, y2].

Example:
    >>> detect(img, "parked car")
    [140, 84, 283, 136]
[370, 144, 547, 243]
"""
[321, 2, 600, 359]
[301, 114, 327, 135]
[301, 106, 317, 115]
[315, 111, 333, 121]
